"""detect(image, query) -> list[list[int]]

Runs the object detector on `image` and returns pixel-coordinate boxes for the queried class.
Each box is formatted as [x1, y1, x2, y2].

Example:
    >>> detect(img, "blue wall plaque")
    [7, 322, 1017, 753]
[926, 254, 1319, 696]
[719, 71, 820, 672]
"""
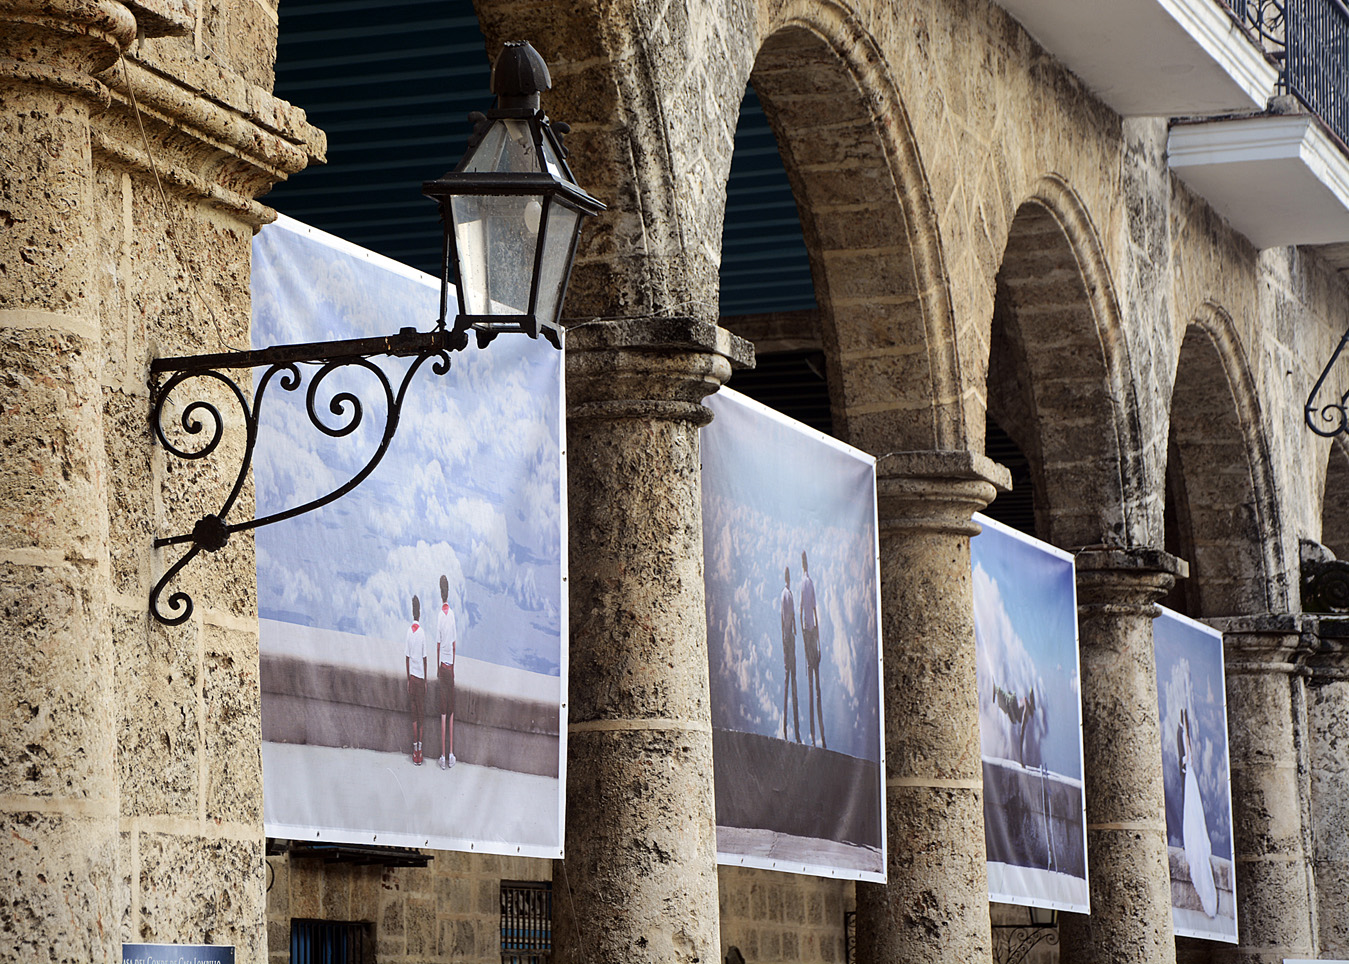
[122, 944, 235, 964]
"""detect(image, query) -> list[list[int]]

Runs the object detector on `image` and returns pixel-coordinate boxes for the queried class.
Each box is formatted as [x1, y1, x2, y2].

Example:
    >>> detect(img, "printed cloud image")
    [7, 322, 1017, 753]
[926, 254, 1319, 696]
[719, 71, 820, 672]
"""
[1154, 608, 1237, 943]
[701, 389, 884, 881]
[971, 516, 1089, 912]
[252, 217, 565, 858]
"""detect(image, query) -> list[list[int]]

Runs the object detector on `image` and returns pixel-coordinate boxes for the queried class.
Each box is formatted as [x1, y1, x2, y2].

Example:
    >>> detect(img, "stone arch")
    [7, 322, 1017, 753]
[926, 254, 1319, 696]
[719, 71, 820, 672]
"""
[985, 174, 1147, 548]
[1164, 304, 1286, 616]
[1321, 438, 1349, 559]
[747, 1, 965, 452]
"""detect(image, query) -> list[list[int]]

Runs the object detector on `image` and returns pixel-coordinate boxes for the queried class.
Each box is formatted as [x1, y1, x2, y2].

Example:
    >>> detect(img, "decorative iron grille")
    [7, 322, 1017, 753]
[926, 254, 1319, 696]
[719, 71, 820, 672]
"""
[501, 881, 552, 964]
[844, 910, 856, 964]
[290, 919, 373, 964]
[1286, 0, 1349, 148]
[1223, 0, 1289, 52]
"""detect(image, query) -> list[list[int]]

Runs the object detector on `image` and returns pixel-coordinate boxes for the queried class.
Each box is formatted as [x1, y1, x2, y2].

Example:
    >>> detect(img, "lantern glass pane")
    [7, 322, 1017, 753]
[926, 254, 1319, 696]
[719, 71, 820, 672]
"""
[533, 202, 582, 326]
[463, 119, 544, 175]
[450, 193, 543, 316]
[539, 132, 565, 178]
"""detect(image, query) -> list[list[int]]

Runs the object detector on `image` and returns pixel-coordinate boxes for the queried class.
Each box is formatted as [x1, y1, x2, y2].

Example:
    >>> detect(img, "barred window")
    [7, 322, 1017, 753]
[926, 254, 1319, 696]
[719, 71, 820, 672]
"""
[291, 918, 373, 964]
[501, 880, 552, 964]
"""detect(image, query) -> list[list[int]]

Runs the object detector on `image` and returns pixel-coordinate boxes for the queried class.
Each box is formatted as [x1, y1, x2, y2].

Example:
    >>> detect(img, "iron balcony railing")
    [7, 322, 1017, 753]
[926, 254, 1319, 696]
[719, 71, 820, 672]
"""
[1286, 0, 1349, 148]
[1221, 0, 1349, 149]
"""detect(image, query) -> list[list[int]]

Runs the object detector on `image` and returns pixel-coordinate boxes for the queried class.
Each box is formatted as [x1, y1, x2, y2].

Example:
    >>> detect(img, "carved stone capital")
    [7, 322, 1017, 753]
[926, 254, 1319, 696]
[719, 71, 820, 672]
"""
[1074, 546, 1187, 615]
[1306, 616, 1349, 678]
[90, 53, 324, 224]
[1203, 612, 1318, 676]
[0, 2, 136, 83]
[874, 450, 1010, 537]
[0, 1, 324, 224]
[565, 317, 754, 425]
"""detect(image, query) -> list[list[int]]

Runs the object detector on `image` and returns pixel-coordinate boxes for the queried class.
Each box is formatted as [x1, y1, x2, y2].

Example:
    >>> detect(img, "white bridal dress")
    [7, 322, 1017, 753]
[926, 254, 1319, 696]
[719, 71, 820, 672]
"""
[1182, 730, 1218, 917]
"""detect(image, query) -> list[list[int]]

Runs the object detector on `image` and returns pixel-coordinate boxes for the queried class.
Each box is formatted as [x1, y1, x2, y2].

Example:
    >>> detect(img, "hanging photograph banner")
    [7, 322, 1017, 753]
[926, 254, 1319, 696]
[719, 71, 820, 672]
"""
[252, 216, 567, 858]
[701, 388, 885, 882]
[971, 515, 1089, 912]
[1154, 607, 1237, 942]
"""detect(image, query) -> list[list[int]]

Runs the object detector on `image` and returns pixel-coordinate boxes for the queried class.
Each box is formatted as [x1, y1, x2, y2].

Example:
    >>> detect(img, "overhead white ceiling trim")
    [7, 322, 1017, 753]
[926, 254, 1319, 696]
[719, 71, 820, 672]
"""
[994, 0, 1278, 117]
[1157, 0, 1281, 110]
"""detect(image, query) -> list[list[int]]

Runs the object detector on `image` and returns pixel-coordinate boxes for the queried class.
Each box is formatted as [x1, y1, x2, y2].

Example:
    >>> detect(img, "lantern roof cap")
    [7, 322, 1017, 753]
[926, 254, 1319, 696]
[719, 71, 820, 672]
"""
[492, 42, 551, 102]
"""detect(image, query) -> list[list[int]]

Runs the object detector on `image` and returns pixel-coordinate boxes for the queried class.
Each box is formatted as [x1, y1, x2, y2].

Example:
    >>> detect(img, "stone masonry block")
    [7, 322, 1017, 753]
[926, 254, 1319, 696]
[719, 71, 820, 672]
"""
[266, 856, 289, 919]
[105, 387, 155, 596]
[0, 560, 115, 799]
[0, 327, 107, 556]
[203, 622, 263, 824]
[0, 811, 121, 964]
[289, 858, 322, 920]
[406, 895, 436, 957]
[115, 605, 199, 817]
[320, 868, 352, 921]
[137, 833, 265, 955]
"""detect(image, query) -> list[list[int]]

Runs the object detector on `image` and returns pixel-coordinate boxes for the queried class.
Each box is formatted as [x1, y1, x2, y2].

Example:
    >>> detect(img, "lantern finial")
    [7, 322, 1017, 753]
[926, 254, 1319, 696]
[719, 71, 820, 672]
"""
[492, 42, 552, 110]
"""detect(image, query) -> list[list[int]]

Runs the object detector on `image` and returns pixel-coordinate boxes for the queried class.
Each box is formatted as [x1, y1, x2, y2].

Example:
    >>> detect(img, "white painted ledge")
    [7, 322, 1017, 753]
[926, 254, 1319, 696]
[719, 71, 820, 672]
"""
[995, 0, 1278, 116]
[1168, 114, 1349, 248]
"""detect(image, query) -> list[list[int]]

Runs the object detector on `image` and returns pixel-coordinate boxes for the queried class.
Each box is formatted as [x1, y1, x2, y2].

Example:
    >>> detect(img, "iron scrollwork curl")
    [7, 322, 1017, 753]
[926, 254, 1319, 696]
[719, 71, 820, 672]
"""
[992, 923, 1059, 964]
[149, 327, 467, 625]
[1307, 325, 1349, 440]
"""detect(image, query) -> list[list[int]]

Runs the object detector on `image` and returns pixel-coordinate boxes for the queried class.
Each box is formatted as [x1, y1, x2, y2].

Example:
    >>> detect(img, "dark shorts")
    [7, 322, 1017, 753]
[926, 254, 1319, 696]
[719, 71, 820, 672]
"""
[408, 675, 425, 721]
[782, 632, 796, 672]
[803, 625, 820, 668]
[438, 662, 455, 716]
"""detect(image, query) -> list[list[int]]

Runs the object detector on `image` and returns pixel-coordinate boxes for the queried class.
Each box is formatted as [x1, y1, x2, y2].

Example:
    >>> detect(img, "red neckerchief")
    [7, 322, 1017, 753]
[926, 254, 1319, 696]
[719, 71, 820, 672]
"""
[411, 622, 419, 631]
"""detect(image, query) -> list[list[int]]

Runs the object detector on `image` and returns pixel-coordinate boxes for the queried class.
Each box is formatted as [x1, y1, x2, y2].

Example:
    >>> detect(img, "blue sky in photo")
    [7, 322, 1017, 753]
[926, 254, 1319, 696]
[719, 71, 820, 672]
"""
[1154, 610, 1233, 860]
[971, 519, 1084, 781]
[251, 220, 563, 675]
[701, 390, 882, 762]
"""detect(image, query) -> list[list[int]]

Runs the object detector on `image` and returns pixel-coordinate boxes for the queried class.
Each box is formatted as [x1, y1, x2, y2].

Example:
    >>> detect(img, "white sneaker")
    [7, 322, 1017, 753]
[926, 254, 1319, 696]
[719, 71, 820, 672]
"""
[438, 755, 446, 770]
[447, 753, 456, 769]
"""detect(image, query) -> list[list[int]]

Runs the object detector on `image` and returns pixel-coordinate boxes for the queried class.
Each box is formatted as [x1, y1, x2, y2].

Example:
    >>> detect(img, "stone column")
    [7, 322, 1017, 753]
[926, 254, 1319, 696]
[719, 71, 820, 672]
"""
[1206, 615, 1319, 964]
[1309, 617, 1349, 958]
[1059, 548, 1184, 964]
[0, 3, 133, 961]
[855, 451, 1009, 964]
[555, 318, 751, 964]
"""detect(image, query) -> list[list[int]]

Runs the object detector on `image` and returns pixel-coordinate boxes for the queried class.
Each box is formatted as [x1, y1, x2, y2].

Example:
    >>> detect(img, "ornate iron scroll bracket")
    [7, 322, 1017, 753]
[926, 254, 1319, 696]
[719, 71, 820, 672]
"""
[992, 922, 1059, 964]
[1307, 324, 1349, 439]
[149, 326, 469, 625]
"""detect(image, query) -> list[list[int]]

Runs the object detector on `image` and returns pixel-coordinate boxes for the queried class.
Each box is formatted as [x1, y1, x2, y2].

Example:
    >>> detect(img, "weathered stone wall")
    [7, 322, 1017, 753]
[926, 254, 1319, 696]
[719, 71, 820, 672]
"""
[1, 2, 320, 961]
[717, 867, 854, 964]
[8, 0, 1349, 958]
[265, 851, 551, 964]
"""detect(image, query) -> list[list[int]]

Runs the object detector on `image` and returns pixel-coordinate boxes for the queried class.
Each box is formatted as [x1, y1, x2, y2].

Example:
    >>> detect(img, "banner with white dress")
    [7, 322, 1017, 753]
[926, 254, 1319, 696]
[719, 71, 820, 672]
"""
[1154, 608, 1237, 942]
[971, 515, 1089, 912]
[701, 388, 885, 881]
[252, 216, 567, 857]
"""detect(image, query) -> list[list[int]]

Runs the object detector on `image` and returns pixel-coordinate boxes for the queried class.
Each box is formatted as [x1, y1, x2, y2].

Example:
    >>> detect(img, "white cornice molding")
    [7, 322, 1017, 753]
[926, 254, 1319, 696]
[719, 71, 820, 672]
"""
[1168, 114, 1349, 247]
[1168, 114, 1317, 166]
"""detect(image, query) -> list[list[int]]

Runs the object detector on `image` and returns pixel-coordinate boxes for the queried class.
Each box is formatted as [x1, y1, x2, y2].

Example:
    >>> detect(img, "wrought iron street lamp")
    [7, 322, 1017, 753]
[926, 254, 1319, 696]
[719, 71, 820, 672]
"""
[148, 42, 601, 624]
[424, 41, 605, 349]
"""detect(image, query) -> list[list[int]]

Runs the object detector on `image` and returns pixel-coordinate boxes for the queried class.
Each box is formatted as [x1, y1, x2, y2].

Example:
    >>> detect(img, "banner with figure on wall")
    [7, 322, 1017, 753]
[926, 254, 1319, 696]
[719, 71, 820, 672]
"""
[1154, 608, 1237, 942]
[252, 216, 566, 858]
[701, 388, 885, 882]
[971, 515, 1089, 912]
